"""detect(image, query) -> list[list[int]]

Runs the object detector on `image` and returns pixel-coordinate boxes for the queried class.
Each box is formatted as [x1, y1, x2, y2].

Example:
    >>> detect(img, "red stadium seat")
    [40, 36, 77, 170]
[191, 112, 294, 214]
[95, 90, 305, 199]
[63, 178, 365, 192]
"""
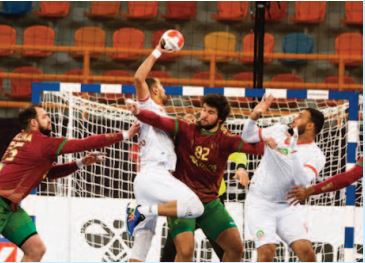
[335, 32, 362, 66]
[126, 1, 158, 19]
[324, 75, 355, 85]
[85, 1, 120, 19]
[35, 2, 70, 18]
[233, 72, 253, 87]
[242, 32, 275, 63]
[344, 2, 363, 25]
[271, 73, 304, 87]
[110, 27, 144, 61]
[22, 25, 55, 57]
[103, 70, 132, 84]
[212, 1, 248, 21]
[73, 26, 106, 59]
[265, 1, 287, 22]
[294, 1, 326, 24]
[0, 25, 16, 56]
[162, 2, 196, 20]
[151, 30, 178, 61]
[192, 71, 224, 86]
[9, 66, 42, 100]
[148, 71, 172, 79]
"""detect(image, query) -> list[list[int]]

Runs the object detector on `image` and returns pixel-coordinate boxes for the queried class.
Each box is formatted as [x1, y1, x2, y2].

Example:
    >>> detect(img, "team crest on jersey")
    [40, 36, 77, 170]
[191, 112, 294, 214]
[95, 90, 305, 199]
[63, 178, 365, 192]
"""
[256, 229, 265, 240]
[277, 147, 289, 155]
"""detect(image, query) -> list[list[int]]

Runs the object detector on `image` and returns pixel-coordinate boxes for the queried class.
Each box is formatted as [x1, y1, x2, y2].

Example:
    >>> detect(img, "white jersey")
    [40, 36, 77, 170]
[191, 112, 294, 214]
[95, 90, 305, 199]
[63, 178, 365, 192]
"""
[243, 121, 325, 203]
[138, 98, 176, 171]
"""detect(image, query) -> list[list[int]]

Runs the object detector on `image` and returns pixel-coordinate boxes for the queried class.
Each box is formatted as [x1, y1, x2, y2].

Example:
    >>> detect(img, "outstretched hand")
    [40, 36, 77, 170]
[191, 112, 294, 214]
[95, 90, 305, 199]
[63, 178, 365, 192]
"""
[128, 122, 141, 138]
[233, 168, 250, 187]
[82, 151, 106, 166]
[251, 94, 274, 120]
[287, 186, 313, 205]
[126, 99, 140, 115]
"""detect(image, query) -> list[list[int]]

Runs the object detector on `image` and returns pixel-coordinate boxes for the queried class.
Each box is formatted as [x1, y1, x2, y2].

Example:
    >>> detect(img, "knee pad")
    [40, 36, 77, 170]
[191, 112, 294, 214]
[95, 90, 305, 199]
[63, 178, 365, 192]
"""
[129, 229, 154, 261]
[177, 194, 204, 218]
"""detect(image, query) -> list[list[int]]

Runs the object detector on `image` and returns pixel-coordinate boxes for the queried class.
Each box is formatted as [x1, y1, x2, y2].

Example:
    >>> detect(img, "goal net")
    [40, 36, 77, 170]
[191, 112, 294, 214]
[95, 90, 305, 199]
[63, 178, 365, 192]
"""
[34, 89, 362, 262]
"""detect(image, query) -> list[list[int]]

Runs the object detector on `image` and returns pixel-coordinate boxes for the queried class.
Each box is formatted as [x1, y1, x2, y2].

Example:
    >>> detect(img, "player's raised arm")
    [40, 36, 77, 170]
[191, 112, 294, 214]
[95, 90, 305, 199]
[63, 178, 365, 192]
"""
[47, 152, 106, 179]
[134, 42, 165, 101]
[242, 94, 274, 143]
[45, 122, 140, 159]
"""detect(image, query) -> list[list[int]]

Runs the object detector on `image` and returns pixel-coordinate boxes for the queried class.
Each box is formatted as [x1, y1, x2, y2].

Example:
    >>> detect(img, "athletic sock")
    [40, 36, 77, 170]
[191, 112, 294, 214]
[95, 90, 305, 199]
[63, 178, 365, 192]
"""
[138, 205, 158, 216]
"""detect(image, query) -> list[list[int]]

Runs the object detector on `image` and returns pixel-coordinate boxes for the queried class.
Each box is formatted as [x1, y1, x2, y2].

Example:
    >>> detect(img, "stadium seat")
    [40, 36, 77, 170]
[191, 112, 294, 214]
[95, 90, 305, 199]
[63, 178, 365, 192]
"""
[203, 32, 237, 62]
[35, 2, 70, 18]
[151, 30, 178, 61]
[335, 32, 362, 66]
[65, 68, 83, 76]
[0, 25, 16, 56]
[324, 75, 355, 85]
[265, 1, 287, 22]
[126, 1, 158, 20]
[282, 33, 314, 65]
[344, 2, 363, 25]
[148, 71, 172, 79]
[212, 1, 248, 21]
[162, 2, 196, 20]
[73, 26, 106, 59]
[22, 25, 55, 57]
[272, 73, 304, 83]
[103, 69, 132, 84]
[294, 1, 326, 24]
[110, 27, 144, 61]
[233, 72, 253, 81]
[9, 66, 42, 100]
[1, 1, 32, 16]
[241, 32, 275, 63]
[85, 1, 120, 19]
[192, 71, 224, 85]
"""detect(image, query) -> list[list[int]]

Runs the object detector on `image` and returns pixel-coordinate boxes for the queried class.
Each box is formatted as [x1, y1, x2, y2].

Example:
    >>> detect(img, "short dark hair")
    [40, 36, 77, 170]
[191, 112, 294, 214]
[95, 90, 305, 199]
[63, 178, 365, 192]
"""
[305, 107, 324, 135]
[201, 94, 231, 123]
[145, 78, 159, 92]
[19, 104, 42, 129]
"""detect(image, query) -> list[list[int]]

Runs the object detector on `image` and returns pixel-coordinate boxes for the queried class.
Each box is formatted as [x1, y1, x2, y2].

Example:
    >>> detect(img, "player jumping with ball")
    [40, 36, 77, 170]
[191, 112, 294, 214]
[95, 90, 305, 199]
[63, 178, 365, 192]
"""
[126, 31, 204, 262]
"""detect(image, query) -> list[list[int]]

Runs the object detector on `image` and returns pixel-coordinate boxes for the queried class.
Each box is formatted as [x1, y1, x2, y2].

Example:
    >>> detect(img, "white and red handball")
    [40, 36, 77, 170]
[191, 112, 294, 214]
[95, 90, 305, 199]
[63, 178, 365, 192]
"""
[160, 30, 184, 52]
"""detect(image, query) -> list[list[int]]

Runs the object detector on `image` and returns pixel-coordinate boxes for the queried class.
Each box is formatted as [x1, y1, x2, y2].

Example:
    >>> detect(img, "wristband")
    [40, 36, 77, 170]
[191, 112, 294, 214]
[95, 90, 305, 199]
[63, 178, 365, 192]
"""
[152, 49, 162, 59]
[122, 130, 129, 140]
[76, 159, 84, 169]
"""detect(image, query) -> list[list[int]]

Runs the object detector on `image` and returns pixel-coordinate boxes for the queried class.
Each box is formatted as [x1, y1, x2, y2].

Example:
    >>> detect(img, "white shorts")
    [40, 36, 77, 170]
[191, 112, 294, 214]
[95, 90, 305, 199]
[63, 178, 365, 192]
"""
[133, 164, 198, 234]
[245, 192, 309, 248]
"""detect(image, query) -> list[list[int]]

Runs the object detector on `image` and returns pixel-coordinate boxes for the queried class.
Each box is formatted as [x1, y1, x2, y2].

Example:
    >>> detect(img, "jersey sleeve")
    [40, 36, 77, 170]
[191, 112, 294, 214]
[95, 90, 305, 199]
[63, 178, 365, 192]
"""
[224, 134, 264, 156]
[292, 149, 325, 186]
[242, 119, 285, 143]
[39, 136, 68, 161]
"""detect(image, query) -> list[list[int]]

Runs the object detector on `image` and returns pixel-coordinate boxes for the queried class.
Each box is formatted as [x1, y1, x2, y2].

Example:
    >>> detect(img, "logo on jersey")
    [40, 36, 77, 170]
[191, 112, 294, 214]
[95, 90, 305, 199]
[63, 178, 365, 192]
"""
[256, 229, 265, 240]
[277, 147, 289, 156]
[81, 219, 133, 261]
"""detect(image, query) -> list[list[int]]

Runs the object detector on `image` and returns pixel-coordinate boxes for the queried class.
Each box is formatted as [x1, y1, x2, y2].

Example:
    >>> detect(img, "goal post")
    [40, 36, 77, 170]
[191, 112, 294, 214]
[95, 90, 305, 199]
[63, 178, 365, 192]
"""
[28, 82, 361, 262]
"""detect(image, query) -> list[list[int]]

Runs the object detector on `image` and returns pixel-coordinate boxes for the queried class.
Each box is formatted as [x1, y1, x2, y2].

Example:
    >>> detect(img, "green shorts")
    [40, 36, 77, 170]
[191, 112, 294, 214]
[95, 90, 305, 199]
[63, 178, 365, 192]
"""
[0, 197, 37, 247]
[168, 199, 237, 241]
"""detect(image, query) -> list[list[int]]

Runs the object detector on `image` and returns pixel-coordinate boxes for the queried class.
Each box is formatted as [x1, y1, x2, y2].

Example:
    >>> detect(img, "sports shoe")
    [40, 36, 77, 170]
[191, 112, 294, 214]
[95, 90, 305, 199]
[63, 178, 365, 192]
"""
[126, 201, 145, 236]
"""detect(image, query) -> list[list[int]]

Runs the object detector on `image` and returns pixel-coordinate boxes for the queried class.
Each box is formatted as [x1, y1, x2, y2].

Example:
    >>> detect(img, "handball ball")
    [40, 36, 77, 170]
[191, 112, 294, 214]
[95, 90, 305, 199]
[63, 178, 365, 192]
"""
[161, 30, 184, 52]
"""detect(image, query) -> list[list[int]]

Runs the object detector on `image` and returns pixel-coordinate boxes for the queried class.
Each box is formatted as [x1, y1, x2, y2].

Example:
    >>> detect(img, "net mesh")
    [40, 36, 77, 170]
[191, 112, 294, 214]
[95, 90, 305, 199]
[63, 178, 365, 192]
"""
[39, 91, 362, 261]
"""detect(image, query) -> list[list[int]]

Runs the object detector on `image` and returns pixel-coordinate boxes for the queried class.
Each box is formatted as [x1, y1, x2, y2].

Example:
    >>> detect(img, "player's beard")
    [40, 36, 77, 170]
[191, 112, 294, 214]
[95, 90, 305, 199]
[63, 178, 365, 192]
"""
[39, 126, 52, 136]
[197, 119, 219, 131]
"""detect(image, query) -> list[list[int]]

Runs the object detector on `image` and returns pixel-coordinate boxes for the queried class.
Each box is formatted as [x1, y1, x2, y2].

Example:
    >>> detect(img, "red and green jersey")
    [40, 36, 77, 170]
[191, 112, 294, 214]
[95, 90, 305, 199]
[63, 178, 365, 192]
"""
[136, 109, 264, 202]
[0, 130, 123, 204]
